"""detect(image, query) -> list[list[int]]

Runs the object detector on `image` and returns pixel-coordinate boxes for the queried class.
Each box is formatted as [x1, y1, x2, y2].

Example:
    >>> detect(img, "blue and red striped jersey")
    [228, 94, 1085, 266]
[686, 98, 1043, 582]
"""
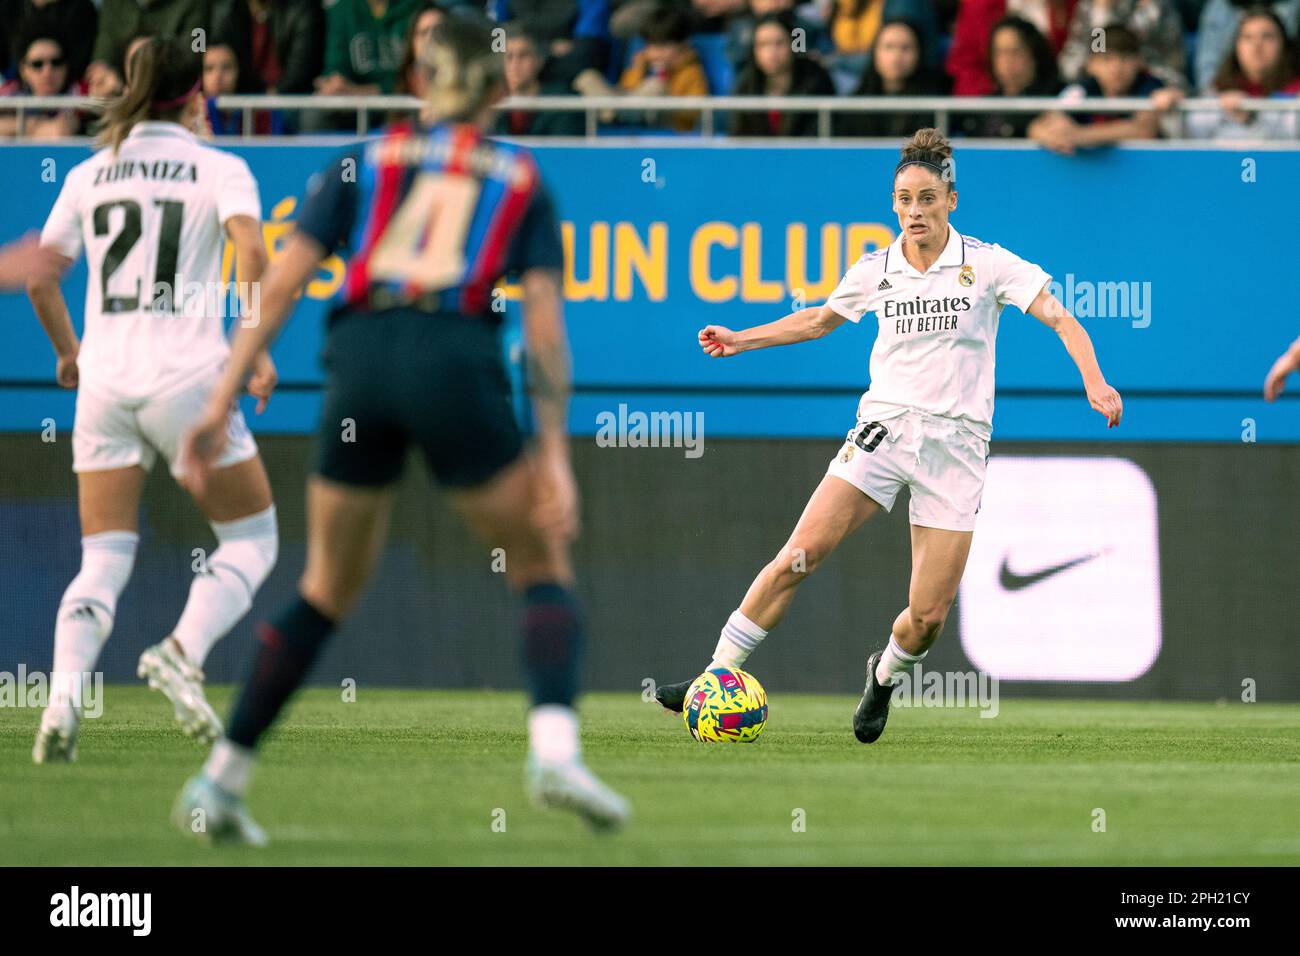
[296, 120, 563, 318]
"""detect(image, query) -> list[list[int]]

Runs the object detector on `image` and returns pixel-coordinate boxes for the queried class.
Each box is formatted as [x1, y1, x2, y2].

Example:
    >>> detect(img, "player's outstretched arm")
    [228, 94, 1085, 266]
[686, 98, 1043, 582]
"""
[1026, 287, 1123, 428]
[180, 230, 323, 488]
[1, 234, 65, 290]
[1264, 336, 1300, 401]
[699, 303, 846, 357]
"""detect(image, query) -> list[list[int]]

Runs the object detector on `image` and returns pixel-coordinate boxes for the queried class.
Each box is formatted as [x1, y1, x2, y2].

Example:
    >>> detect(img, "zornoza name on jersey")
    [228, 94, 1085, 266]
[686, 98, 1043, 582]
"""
[92, 159, 199, 186]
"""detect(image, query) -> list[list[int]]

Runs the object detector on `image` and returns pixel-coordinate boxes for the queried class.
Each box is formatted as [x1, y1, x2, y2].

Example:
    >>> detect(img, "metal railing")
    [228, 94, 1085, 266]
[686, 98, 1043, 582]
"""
[3, 93, 1299, 140]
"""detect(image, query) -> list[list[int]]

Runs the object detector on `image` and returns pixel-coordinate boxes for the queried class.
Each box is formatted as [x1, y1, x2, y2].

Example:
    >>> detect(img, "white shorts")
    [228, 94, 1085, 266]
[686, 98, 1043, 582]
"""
[72, 375, 258, 479]
[826, 410, 988, 532]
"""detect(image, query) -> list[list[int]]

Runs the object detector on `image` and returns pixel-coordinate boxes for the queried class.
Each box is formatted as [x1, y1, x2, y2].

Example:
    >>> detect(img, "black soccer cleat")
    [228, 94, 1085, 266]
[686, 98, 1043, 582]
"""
[853, 651, 894, 744]
[654, 677, 695, 713]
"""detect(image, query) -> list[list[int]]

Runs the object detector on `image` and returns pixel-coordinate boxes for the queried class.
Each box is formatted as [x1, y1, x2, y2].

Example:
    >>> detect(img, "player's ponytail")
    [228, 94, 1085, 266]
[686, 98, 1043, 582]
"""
[897, 127, 955, 191]
[95, 38, 202, 154]
[416, 16, 504, 124]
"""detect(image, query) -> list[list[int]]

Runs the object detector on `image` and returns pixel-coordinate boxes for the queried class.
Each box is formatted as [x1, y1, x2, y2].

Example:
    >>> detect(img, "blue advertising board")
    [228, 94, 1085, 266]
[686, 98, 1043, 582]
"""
[0, 141, 1295, 441]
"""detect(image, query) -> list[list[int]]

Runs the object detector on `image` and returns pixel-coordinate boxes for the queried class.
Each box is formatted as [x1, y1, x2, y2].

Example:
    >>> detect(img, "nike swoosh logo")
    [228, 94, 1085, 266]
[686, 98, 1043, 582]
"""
[999, 551, 1104, 591]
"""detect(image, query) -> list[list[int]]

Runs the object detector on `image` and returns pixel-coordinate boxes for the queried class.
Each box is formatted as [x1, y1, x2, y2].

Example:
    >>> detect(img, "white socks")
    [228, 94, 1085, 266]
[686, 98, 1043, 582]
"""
[875, 635, 926, 686]
[173, 505, 278, 668]
[528, 704, 580, 764]
[711, 609, 767, 670]
[51, 530, 138, 710]
[205, 738, 256, 797]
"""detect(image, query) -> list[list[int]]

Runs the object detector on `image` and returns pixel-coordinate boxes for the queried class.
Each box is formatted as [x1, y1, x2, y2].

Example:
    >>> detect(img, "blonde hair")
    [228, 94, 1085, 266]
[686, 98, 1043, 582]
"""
[417, 17, 504, 123]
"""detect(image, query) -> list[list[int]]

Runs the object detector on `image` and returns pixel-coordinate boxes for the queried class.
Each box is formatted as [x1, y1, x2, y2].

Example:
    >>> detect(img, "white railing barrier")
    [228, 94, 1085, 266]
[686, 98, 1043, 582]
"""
[2, 93, 1298, 140]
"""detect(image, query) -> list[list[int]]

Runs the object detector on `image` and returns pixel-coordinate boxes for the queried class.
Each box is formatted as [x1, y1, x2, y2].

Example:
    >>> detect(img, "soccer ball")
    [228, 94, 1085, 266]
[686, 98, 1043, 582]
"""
[682, 667, 768, 743]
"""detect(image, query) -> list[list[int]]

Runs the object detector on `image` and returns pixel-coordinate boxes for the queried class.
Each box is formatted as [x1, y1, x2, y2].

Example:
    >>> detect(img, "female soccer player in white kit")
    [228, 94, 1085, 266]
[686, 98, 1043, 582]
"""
[27, 38, 280, 761]
[655, 129, 1124, 742]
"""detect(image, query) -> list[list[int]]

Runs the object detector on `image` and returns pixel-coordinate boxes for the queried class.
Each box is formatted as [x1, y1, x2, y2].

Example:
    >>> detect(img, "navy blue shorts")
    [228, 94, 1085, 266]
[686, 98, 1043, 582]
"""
[315, 308, 524, 489]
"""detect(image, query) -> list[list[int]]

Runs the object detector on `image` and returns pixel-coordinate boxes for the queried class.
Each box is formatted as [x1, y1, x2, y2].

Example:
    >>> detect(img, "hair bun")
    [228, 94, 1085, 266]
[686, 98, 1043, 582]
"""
[900, 127, 953, 163]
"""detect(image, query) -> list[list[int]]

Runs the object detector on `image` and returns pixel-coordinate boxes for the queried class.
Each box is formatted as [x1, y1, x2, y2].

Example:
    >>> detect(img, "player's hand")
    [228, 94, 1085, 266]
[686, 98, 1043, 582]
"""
[699, 325, 740, 357]
[178, 404, 230, 494]
[1087, 379, 1123, 428]
[247, 351, 278, 414]
[1149, 87, 1184, 113]
[55, 350, 79, 389]
[1264, 350, 1298, 401]
[314, 73, 350, 96]
[531, 446, 580, 541]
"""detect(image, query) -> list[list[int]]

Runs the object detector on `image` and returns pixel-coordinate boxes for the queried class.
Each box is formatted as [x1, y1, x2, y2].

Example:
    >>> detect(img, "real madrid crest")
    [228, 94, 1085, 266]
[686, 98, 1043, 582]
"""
[840, 445, 854, 463]
[959, 264, 974, 287]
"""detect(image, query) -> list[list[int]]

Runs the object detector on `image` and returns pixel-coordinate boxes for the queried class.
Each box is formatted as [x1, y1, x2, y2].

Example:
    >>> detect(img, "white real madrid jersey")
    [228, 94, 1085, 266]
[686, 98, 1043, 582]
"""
[40, 122, 262, 402]
[826, 225, 1050, 441]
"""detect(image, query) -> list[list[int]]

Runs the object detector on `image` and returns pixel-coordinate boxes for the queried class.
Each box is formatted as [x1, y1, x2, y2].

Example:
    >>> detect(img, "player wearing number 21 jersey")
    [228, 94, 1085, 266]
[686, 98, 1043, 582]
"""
[655, 129, 1124, 747]
[28, 39, 280, 764]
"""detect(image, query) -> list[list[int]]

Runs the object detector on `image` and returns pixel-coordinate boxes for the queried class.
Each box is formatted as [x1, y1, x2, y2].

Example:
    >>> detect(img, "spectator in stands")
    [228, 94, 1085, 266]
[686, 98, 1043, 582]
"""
[1029, 22, 1166, 151]
[317, 0, 422, 97]
[0, 0, 98, 84]
[575, 4, 708, 131]
[726, 0, 832, 72]
[87, 0, 212, 100]
[947, 1, 1077, 95]
[494, 0, 612, 85]
[955, 14, 1061, 137]
[691, 0, 748, 32]
[213, 0, 326, 95]
[493, 21, 585, 135]
[1058, 0, 1187, 87]
[202, 38, 287, 133]
[395, 3, 447, 96]
[825, 0, 941, 92]
[1195, 0, 1300, 90]
[0, 27, 83, 138]
[1184, 5, 1300, 138]
[837, 17, 950, 137]
[729, 11, 835, 136]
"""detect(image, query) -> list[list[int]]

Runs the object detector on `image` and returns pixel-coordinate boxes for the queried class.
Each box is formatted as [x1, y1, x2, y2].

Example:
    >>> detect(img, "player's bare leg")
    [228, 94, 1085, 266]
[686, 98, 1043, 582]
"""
[176, 477, 390, 846]
[140, 456, 277, 744]
[451, 454, 630, 832]
[35, 466, 145, 764]
[737, 475, 882, 629]
[855, 524, 973, 743]
[656, 474, 880, 712]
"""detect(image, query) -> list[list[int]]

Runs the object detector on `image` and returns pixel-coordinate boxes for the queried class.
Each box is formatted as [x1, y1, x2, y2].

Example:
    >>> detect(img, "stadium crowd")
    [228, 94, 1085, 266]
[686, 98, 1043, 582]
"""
[1, 0, 1298, 145]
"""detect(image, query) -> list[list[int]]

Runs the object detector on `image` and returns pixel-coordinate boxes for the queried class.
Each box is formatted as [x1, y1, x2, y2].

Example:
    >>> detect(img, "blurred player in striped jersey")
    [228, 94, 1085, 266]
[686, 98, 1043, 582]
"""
[26, 39, 280, 762]
[172, 16, 629, 844]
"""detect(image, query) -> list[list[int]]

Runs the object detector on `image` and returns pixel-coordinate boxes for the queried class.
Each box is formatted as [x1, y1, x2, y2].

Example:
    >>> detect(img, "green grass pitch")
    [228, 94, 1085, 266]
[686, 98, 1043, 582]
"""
[3, 686, 1298, 866]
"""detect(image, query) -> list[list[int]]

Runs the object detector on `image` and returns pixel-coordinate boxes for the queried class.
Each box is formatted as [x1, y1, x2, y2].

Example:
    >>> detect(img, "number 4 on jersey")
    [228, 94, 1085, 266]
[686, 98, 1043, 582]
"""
[368, 172, 481, 292]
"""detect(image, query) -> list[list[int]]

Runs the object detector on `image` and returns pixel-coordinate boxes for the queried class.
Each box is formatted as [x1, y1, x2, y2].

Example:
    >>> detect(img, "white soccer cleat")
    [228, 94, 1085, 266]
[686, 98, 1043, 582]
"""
[138, 640, 222, 743]
[172, 773, 268, 847]
[526, 754, 631, 832]
[32, 704, 79, 764]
